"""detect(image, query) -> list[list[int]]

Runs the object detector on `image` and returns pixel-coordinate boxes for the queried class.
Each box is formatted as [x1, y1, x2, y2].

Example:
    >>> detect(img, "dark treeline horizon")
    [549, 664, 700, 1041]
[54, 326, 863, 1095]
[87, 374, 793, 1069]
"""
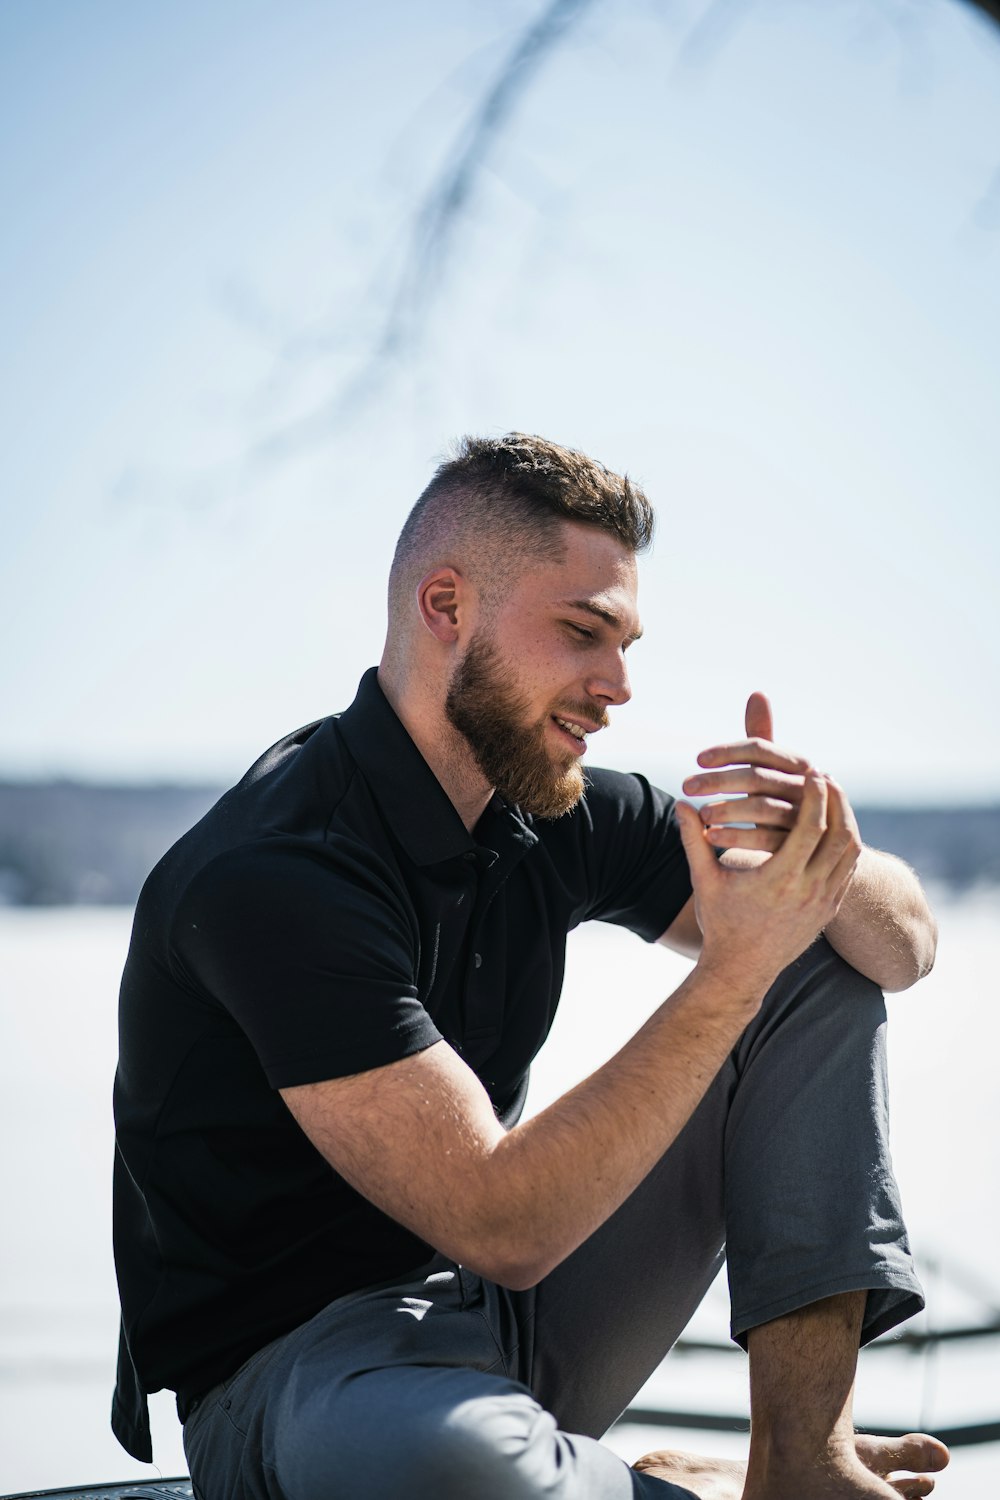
[1, 780, 998, 908]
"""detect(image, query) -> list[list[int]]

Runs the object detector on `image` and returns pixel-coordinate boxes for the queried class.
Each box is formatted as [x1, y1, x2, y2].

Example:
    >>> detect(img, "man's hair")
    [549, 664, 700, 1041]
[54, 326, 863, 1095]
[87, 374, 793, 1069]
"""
[388, 432, 654, 621]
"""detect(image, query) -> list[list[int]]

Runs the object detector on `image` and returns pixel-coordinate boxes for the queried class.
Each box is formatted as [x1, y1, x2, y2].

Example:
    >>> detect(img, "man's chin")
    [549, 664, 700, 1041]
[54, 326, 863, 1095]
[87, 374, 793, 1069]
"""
[503, 761, 586, 820]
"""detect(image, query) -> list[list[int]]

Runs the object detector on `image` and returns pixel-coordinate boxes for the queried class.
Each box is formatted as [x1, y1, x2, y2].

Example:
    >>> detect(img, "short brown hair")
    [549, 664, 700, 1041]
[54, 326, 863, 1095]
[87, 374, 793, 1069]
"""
[389, 432, 653, 618]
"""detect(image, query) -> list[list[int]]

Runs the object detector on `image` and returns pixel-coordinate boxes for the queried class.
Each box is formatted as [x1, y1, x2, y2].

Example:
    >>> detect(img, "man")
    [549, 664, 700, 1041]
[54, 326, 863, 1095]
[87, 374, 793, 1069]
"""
[113, 433, 947, 1499]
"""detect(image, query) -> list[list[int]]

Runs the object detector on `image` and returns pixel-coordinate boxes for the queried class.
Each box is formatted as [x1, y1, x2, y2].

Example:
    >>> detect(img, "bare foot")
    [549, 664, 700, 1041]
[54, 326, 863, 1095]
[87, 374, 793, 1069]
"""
[633, 1433, 949, 1500]
[633, 1446, 744, 1498]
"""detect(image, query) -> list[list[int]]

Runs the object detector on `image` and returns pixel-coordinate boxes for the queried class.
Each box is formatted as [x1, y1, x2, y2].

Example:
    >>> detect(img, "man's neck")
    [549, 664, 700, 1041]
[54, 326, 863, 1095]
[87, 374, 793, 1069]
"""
[377, 665, 493, 834]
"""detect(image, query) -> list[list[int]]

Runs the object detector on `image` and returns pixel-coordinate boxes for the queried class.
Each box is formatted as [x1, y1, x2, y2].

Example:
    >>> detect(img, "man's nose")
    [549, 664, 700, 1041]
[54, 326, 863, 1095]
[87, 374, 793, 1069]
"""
[588, 653, 632, 708]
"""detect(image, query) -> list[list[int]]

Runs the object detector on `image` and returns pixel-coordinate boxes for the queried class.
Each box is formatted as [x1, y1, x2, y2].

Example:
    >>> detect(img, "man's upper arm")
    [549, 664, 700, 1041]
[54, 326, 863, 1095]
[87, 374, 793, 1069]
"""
[572, 769, 695, 940]
[177, 846, 525, 1278]
[175, 843, 441, 1088]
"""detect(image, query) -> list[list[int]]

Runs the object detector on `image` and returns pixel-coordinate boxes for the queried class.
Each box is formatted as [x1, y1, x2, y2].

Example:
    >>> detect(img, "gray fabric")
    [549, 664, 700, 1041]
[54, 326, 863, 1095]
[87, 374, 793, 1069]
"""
[182, 1262, 680, 1499]
[182, 938, 924, 1499]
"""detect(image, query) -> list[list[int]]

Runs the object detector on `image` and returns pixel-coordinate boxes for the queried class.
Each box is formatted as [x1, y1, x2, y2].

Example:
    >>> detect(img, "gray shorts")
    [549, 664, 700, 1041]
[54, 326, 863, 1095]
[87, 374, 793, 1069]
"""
[182, 938, 924, 1500]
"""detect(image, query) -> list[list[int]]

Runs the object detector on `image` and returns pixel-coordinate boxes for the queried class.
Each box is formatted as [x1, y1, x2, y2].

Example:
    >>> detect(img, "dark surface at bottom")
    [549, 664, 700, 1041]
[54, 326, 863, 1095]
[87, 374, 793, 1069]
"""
[0, 1481, 193, 1500]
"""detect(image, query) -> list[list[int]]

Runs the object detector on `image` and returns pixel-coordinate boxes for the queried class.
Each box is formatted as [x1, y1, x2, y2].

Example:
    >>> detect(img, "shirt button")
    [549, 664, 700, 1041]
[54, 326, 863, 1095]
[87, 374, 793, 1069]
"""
[474, 952, 482, 969]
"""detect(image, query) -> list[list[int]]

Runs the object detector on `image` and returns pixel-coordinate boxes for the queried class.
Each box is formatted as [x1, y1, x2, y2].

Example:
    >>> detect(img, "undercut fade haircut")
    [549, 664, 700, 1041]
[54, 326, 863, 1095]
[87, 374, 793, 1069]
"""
[389, 432, 654, 620]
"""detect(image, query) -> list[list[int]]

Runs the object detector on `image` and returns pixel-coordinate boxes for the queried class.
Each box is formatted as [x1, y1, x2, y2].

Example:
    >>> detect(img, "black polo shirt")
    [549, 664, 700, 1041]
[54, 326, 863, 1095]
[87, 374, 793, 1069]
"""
[111, 668, 693, 1460]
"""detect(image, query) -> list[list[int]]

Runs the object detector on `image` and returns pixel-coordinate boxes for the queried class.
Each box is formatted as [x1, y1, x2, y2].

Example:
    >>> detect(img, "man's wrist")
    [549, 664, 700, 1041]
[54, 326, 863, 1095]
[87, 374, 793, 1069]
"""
[691, 948, 773, 1021]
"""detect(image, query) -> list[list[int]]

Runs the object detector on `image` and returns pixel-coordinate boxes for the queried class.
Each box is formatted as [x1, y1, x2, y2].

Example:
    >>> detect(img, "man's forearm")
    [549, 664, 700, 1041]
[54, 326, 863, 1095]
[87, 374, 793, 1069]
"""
[484, 957, 765, 1287]
[823, 847, 937, 992]
[289, 958, 767, 1294]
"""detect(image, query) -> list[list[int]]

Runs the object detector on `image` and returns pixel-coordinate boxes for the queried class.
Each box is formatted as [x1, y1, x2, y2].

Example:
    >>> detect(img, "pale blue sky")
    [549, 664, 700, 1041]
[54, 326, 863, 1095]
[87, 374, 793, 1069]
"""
[2, 0, 998, 800]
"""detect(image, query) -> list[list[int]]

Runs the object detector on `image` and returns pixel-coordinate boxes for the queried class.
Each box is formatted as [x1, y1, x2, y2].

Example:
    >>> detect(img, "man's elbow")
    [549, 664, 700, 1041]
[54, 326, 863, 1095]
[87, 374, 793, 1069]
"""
[450, 1207, 560, 1291]
[491, 1258, 548, 1293]
[456, 1228, 555, 1291]
[916, 909, 938, 979]
[884, 910, 938, 993]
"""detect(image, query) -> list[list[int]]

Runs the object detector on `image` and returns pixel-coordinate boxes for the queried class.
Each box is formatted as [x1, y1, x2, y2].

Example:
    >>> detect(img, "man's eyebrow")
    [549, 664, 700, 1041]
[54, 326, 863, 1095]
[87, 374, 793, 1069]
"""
[560, 598, 644, 644]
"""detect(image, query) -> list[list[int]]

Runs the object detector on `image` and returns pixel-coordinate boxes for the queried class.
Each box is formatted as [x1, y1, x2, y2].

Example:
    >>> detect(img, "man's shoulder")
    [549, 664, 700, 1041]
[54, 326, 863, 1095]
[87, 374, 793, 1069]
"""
[531, 768, 689, 939]
[535, 766, 677, 841]
[136, 711, 402, 925]
[581, 764, 659, 807]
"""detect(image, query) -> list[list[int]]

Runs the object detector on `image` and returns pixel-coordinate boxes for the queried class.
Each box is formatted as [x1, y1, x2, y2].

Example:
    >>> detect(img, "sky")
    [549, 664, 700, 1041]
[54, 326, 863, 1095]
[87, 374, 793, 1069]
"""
[1, 0, 998, 802]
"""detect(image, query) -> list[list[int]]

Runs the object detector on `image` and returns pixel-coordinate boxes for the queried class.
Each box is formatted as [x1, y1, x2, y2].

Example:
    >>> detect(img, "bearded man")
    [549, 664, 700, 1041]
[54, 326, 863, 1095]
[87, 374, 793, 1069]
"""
[113, 433, 947, 1499]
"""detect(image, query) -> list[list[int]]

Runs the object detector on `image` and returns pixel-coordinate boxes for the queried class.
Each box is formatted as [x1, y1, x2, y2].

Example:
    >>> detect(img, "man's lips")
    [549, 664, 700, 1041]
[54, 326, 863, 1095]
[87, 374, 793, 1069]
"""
[550, 714, 601, 755]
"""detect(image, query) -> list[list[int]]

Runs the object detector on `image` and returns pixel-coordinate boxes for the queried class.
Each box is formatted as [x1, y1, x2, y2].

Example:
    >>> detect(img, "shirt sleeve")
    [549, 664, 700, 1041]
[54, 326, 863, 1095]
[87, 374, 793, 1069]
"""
[571, 767, 694, 941]
[171, 839, 443, 1089]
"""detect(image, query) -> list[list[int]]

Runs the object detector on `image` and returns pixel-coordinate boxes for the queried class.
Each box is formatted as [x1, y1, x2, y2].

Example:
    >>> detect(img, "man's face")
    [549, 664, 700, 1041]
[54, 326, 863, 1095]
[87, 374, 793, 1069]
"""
[445, 521, 641, 818]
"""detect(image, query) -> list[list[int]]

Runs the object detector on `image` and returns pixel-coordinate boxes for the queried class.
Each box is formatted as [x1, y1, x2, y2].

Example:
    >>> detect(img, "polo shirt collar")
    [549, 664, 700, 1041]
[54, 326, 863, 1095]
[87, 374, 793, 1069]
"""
[337, 668, 539, 868]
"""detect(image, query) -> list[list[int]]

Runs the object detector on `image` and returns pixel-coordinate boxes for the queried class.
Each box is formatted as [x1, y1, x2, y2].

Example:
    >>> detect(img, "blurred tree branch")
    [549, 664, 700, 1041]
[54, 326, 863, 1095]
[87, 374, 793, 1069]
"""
[250, 0, 595, 463]
[251, 0, 1000, 460]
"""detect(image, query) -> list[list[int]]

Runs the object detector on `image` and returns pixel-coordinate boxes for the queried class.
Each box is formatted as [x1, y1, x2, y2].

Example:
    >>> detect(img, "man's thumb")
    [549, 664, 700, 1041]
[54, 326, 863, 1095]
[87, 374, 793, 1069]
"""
[745, 691, 774, 742]
[676, 801, 717, 883]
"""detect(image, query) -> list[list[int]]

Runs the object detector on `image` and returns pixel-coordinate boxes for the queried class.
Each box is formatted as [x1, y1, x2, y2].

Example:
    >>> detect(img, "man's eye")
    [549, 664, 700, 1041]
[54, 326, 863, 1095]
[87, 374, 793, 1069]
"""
[566, 622, 594, 640]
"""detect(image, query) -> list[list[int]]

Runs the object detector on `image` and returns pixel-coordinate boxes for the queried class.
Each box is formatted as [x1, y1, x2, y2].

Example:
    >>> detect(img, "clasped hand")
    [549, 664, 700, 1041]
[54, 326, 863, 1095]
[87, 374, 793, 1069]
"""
[676, 693, 862, 996]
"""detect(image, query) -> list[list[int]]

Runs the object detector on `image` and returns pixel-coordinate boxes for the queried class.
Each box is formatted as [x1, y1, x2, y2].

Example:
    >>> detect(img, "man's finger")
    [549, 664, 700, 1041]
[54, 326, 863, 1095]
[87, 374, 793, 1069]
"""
[699, 795, 796, 829]
[744, 691, 774, 743]
[828, 850, 860, 911]
[695, 740, 811, 775]
[704, 825, 787, 854]
[684, 766, 804, 799]
[675, 801, 722, 886]
[773, 771, 828, 870]
[807, 779, 862, 884]
[827, 786, 863, 900]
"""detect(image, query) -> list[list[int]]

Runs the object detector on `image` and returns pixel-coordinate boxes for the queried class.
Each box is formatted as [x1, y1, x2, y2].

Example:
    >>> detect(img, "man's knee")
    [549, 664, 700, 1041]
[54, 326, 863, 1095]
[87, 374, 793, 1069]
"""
[419, 1388, 565, 1500]
[273, 1368, 561, 1500]
[750, 935, 887, 1048]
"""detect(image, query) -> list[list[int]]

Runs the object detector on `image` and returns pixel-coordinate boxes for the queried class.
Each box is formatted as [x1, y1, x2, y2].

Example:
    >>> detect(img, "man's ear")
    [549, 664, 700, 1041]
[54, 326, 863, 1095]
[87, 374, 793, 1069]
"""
[416, 566, 466, 644]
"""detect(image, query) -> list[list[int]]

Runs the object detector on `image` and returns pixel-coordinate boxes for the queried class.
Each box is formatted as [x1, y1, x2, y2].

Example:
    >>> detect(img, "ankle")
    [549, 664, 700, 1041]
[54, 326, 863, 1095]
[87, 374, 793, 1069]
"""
[750, 1419, 856, 1466]
[744, 1439, 893, 1500]
[745, 1426, 858, 1492]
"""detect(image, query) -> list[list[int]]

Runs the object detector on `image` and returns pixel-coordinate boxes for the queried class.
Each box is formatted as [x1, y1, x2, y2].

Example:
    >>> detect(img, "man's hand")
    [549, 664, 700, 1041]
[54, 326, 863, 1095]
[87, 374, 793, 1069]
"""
[665, 693, 936, 992]
[675, 767, 860, 998]
[681, 692, 863, 869]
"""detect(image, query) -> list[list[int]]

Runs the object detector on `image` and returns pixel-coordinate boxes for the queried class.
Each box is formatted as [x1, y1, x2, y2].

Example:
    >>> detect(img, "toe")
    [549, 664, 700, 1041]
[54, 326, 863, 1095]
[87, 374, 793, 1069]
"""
[896, 1433, 950, 1473]
[857, 1431, 950, 1476]
[888, 1478, 935, 1500]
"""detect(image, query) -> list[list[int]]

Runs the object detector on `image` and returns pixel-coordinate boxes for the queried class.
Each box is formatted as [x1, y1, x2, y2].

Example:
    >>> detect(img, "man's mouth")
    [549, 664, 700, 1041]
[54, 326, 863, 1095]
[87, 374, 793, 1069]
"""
[551, 715, 597, 754]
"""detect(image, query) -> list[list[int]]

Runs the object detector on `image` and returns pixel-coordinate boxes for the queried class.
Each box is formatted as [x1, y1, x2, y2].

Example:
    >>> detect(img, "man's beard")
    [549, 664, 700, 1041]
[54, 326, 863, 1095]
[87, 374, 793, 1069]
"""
[445, 631, 598, 819]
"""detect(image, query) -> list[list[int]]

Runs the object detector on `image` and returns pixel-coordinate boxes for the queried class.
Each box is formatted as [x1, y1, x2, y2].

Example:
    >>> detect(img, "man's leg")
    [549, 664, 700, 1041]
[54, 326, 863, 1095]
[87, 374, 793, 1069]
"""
[183, 939, 936, 1500]
[182, 1259, 690, 1500]
[741, 1291, 945, 1499]
[518, 939, 940, 1495]
[637, 1293, 947, 1499]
